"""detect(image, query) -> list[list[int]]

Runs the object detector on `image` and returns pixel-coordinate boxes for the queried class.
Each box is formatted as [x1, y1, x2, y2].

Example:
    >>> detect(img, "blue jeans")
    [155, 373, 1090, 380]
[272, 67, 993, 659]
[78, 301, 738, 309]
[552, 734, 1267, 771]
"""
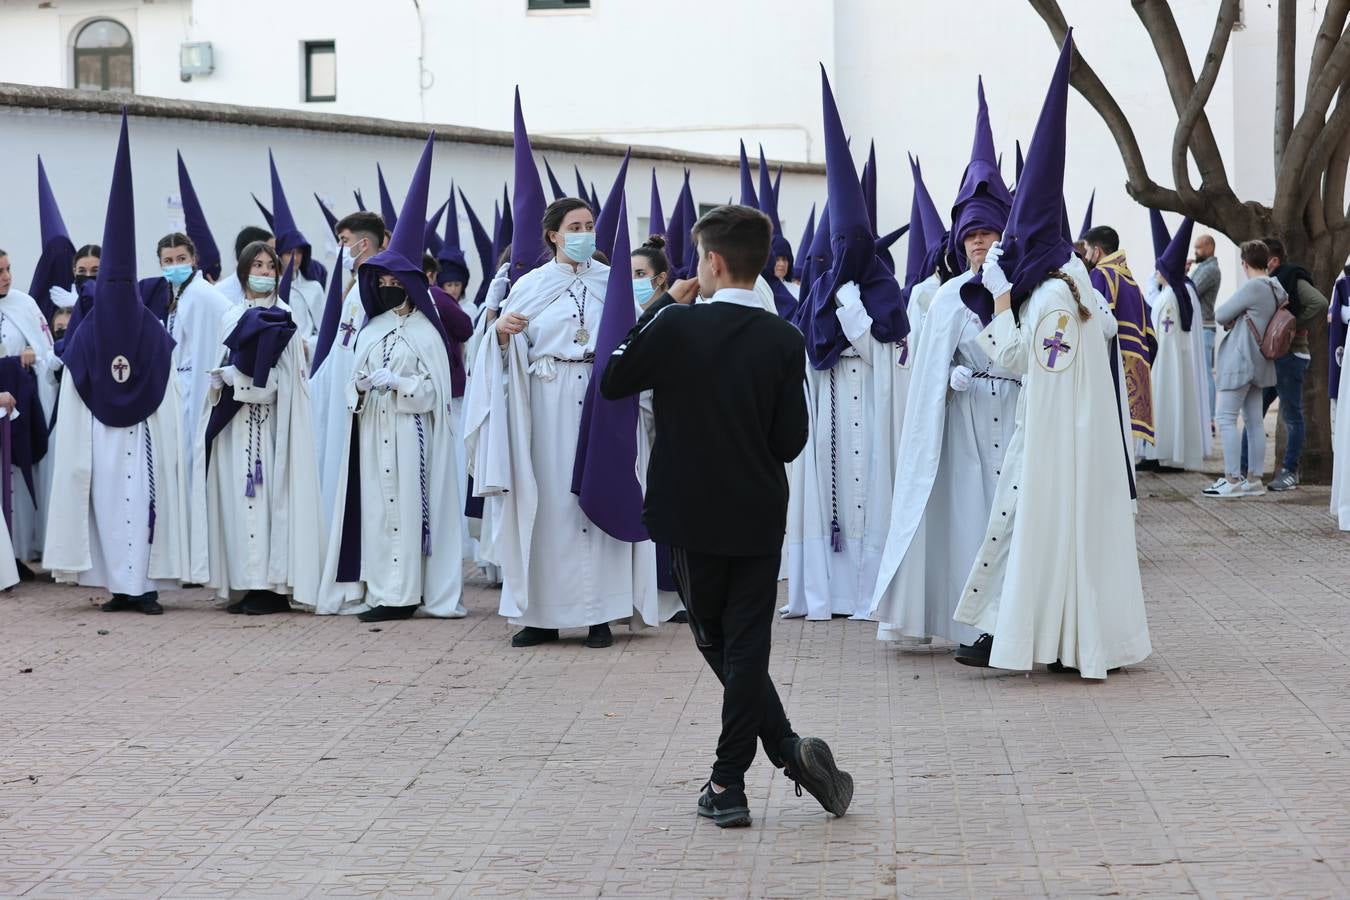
[1241, 354, 1310, 474]
[1202, 326, 1217, 419]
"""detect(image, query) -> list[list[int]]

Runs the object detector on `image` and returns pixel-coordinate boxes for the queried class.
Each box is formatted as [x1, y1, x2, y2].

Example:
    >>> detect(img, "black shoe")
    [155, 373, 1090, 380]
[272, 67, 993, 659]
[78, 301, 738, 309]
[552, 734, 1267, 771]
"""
[1135, 459, 1160, 472]
[226, 599, 248, 614]
[783, 737, 853, 817]
[668, 610, 689, 624]
[357, 604, 417, 623]
[243, 592, 292, 616]
[1047, 660, 1122, 676]
[136, 592, 163, 615]
[954, 633, 993, 668]
[696, 782, 752, 828]
[584, 623, 613, 648]
[16, 561, 35, 582]
[100, 594, 138, 612]
[511, 626, 559, 647]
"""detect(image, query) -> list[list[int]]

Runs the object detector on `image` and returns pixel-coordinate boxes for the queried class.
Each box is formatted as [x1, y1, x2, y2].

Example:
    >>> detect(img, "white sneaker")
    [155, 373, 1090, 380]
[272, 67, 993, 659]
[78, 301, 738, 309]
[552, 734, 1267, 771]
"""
[1241, 478, 1266, 497]
[1202, 478, 1246, 499]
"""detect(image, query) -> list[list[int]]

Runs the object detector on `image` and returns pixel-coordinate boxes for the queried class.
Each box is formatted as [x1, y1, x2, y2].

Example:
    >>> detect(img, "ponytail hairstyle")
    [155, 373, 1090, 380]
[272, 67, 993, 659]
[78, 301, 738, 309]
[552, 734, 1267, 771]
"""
[1047, 270, 1093, 322]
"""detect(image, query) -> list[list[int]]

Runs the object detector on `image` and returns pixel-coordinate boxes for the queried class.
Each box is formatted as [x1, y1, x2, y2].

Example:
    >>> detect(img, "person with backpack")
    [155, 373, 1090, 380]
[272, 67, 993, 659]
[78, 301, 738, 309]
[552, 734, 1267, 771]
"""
[1204, 241, 1288, 498]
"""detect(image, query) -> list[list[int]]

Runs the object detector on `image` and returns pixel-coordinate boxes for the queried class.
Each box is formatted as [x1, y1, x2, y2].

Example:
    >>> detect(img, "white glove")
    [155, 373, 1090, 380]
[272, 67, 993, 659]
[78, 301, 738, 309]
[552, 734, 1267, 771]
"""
[219, 365, 238, 387]
[835, 281, 862, 308]
[49, 285, 78, 309]
[981, 242, 1012, 297]
[354, 371, 374, 392]
[369, 367, 396, 389]
[949, 365, 974, 393]
[209, 369, 225, 390]
[486, 264, 511, 311]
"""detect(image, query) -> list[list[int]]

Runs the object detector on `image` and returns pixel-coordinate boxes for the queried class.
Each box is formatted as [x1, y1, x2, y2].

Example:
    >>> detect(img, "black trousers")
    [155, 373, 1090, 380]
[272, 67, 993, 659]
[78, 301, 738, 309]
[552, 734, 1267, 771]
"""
[670, 547, 797, 790]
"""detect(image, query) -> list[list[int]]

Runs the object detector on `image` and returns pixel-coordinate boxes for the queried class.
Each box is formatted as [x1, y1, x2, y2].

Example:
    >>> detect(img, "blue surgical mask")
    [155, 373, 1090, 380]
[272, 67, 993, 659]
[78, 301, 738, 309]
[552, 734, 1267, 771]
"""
[247, 275, 278, 294]
[562, 232, 596, 263]
[162, 264, 193, 286]
[632, 277, 656, 306]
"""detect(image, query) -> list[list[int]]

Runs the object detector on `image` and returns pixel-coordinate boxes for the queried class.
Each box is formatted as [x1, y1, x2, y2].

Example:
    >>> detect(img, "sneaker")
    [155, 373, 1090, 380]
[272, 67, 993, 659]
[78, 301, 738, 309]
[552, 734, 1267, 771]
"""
[782, 737, 853, 817]
[954, 633, 993, 667]
[1241, 477, 1267, 497]
[1202, 478, 1246, 499]
[356, 604, 417, 623]
[696, 782, 752, 828]
[511, 626, 559, 648]
[584, 623, 613, 648]
[1267, 469, 1297, 492]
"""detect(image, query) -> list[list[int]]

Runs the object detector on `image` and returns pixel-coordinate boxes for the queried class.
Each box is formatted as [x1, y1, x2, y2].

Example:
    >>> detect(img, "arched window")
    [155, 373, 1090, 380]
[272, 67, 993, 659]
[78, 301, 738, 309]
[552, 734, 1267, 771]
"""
[73, 19, 133, 93]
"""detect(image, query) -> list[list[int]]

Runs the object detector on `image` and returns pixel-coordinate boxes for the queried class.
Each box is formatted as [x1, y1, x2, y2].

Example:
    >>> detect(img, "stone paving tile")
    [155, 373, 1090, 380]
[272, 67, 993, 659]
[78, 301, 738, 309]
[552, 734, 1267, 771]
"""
[1, 473, 1349, 898]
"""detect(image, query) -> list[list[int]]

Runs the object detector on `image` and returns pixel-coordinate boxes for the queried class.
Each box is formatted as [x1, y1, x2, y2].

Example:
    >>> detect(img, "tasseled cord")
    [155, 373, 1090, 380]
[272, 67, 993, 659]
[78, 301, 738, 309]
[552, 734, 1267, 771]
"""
[144, 427, 157, 545]
[416, 412, 431, 557]
[828, 366, 844, 553]
[244, 404, 266, 497]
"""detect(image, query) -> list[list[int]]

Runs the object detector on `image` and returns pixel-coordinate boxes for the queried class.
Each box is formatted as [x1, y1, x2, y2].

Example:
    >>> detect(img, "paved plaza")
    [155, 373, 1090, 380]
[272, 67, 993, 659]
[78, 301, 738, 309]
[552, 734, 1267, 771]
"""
[1, 471, 1348, 898]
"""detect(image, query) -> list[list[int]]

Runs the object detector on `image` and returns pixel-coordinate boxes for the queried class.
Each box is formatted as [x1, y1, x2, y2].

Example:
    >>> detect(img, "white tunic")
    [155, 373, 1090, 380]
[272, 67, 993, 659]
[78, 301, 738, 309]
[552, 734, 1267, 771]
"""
[785, 290, 907, 620]
[166, 275, 231, 502]
[317, 307, 464, 616]
[464, 259, 661, 630]
[955, 263, 1150, 679]
[1142, 283, 1210, 469]
[905, 273, 942, 356]
[288, 275, 325, 361]
[870, 271, 1018, 644]
[1332, 299, 1350, 528]
[310, 280, 366, 529]
[214, 272, 245, 305]
[43, 376, 190, 595]
[190, 297, 324, 605]
[0, 289, 58, 561]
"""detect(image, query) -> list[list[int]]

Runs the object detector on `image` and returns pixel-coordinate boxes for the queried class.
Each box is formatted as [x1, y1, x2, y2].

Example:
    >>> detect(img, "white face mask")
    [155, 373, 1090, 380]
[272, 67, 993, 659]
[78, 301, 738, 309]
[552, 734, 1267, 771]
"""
[342, 240, 365, 271]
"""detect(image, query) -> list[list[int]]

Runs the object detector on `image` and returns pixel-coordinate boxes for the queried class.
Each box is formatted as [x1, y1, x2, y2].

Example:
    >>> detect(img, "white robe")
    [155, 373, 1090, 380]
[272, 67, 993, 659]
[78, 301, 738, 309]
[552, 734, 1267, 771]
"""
[215, 272, 245, 305]
[954, 263, 1150, 679]
[785, 291, 907, 620]
[464, 259, 661, 630]
[43, 375, 190, 595]
[1142, 282, 1210, 469]
[870, 271, 1019, 644]
[316, 307, 464, 617]
[905, 273, 942, 357]
[310, 279, 366, 529]
[1332, 302, 1350, 528]
[167, 275, 232, 507]
[0, 289, 58, 561]
[288, 275, 325, 362]
[190, 298, 324, 605]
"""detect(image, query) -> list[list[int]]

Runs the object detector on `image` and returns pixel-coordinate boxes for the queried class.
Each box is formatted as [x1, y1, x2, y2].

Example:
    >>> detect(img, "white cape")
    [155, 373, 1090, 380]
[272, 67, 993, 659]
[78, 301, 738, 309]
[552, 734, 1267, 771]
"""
[0, 289, 58, 561]
[1142, 283, 1210, 469]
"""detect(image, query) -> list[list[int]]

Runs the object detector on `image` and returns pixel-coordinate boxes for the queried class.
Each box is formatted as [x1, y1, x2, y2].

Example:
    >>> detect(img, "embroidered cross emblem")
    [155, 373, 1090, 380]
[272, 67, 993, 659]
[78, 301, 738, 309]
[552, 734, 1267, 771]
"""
[1041, 315, 1073, 369]
[339, 317, 357, 347]
[897, 337, 909, 366]
[1162, 314, 1174, 334]
[111, 355, 131, 383]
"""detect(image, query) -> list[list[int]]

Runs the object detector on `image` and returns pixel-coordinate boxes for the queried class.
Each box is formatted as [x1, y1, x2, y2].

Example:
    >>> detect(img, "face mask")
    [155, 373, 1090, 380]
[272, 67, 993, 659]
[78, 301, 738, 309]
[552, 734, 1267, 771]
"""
[247, 275, 277, 294]
[632, 277, 656, 306]
[376, 285, 407, 314]
[73, 273, 94, 290]
[52, 327, 66, 340]
[342, 242, 363, 271]
[162, 264, 193, 287]
[562, 232, 596, 263]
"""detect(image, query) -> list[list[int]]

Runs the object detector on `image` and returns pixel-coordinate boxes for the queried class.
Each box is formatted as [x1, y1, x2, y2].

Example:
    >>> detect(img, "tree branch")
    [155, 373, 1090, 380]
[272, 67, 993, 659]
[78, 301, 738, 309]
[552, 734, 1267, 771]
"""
[1298, 72, 1350, 222]
[1273, 28, 1350, 230]
[1308, 0, 1350, 93]
[1171, 0, 1241, 208]
[1275, 0, 1298, 171]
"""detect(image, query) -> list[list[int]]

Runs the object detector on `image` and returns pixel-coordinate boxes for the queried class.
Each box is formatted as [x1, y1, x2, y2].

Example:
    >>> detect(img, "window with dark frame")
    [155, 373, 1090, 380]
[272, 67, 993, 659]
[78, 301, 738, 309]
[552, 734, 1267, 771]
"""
[527, 0, 591, 10]
[73, 18, 133, 93]
[304, 41, 336, 102]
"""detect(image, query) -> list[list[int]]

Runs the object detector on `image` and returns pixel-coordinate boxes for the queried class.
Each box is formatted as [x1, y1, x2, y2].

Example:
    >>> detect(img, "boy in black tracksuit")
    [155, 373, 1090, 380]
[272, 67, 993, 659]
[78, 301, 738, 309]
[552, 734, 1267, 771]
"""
[601, 204, 852, 828]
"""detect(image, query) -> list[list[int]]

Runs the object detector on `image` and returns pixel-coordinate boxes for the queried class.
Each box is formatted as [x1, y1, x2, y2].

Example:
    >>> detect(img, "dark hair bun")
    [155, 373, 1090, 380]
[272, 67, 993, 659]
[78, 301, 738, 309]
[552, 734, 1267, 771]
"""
[642, 234, 667, 251]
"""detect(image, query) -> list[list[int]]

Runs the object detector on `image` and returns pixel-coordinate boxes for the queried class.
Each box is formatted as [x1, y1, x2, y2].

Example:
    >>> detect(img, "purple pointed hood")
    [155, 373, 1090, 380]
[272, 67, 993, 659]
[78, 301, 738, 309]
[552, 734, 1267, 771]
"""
[794, 202, 832, 303]
[997, 31, 1076, 304]
[269, 150, 325, 284]
[310, 247, 348, 376]
[678, 175, 697, 276]
[28, 156, 77, 322]
[1014, 140, 1025, 187]
[252, 194, 275, 231]
[1148, 207, 1171, 261]
[589, 183, 601, 219]
[757, 146, 796, 316]
[492, 186, 514, 274]
[665, 170, 692, 278]
[435, 186, 470, 286]
[1156, 215, 1196, 331]
[949, 77, 1013, 271]
[571, 194, 647, 542]
[63, 112, 175, 428]
[738, 141, 759, 208]
[795, 66, 908, 369]
[315, 193, 339, 237]
[508, 88, 548, 283]
[424, 199, 448, 257]
[792, 203, 816, 281]
[176, 153, 221, 281]
[910, 157, 950, 281]
[353, 189, 367, 212]
[461, 188, 495, 306]
[772, 166, 783, 208]
[901, 156, 929, 301]
[543, 157, 568, 201]
[574, 165, 590, 205]
[594, 149, 632, 259]
[357, 135, 451, 353]
[861, 142, 879, 235]
[648, 169, 665, 237]
[1078, 190, 1095, 240]
[377, 164, 399, 230]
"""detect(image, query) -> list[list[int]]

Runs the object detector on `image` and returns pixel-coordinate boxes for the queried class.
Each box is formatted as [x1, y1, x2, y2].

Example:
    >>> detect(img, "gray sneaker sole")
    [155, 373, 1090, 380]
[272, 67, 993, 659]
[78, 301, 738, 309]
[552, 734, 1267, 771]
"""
[697, 800, 752, 828]
[794, 737, 854, 817]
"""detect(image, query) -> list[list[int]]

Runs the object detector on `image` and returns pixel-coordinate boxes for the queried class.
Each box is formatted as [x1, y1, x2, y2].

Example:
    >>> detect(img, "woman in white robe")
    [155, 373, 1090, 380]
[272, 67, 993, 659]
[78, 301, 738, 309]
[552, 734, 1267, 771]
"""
[465, 198, 661, 648]
[191, 243, 323, 614]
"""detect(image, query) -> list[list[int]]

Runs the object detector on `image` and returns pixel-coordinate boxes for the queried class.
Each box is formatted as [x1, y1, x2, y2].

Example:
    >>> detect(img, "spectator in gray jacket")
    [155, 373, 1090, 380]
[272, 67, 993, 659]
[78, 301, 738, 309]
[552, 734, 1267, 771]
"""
[1190, 234, 1222, 424]
[1204, 241, 1285, 499]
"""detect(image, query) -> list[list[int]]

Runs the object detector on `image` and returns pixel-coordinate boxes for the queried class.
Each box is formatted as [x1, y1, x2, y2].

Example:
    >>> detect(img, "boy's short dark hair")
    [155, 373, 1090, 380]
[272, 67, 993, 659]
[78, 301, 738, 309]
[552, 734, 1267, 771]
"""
[335, 212, 386, 246]
[1240, 240, 1270, 271]
[234, 226, 272, 260]
[690, 204, 772, 282]
[1262, 237, 1285, 264]
[1082, 226, 1119, 255]
[422, 252, 438, 278]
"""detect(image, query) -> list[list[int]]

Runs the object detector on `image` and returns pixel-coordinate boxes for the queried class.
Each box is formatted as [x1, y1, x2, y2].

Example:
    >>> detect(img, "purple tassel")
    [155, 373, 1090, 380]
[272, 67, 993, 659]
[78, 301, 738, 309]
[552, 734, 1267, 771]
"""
[254, 458, 263, 485]
[245, 473, 255, 498]
[147, 502, 156, 545]
[830, 519, 844, 553]
[421, 522, 432, 557]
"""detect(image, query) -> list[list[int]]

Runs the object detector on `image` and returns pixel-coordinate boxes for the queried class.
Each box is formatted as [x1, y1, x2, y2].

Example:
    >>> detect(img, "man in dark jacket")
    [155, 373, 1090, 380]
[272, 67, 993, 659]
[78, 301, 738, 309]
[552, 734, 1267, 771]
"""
[601, 205, 852, 829]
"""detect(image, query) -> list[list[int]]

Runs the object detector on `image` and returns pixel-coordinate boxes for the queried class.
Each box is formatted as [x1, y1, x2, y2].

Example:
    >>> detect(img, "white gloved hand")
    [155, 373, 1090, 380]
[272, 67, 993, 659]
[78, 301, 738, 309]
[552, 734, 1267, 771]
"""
[219, 365, 238, 387]
[981, 242, 1012, 297]
[354, 371, 374, 392]
[486, 264, 511, 311]
[209, 369, 225, 390]
[949, 365, 974, 393]
[834, 281, 862, 307]
[369, 367, 396, 389]
[49, 285, 78, 309]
